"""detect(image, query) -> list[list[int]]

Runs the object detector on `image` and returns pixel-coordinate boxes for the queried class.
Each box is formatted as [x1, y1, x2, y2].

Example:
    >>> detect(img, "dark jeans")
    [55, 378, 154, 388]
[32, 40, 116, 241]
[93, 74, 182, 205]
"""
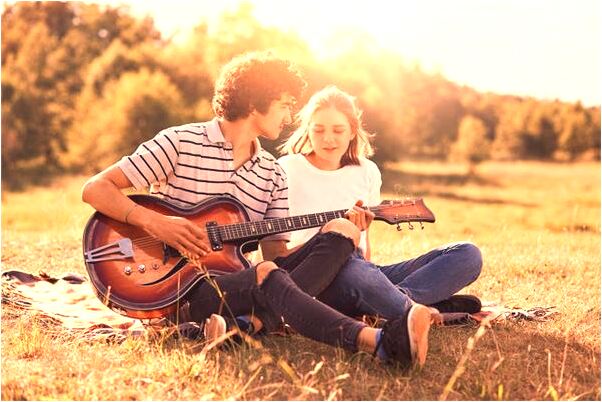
[184, 232, 365, 351]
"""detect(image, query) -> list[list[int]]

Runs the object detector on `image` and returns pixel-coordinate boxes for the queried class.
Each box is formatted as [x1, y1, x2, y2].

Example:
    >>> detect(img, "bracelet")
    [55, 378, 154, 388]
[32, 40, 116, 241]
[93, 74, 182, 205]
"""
[124, 204, 140, 224]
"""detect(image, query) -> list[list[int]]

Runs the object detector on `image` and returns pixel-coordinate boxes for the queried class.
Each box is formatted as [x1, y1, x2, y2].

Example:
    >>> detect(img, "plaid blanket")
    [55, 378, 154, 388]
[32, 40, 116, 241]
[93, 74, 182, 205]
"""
[1, 270, 155, 341]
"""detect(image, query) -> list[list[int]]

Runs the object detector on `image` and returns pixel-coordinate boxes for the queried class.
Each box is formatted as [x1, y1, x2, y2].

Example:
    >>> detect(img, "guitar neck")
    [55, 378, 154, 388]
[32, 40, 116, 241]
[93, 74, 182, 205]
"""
[217, 208, 374, 243]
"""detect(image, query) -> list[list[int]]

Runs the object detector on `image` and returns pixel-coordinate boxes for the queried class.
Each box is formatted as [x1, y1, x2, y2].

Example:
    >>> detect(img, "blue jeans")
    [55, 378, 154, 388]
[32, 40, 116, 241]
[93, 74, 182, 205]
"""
[317, 242, 483, 319]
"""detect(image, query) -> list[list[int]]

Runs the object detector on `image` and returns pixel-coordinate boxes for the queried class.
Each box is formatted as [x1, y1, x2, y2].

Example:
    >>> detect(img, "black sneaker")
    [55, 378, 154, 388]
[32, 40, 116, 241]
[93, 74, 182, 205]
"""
[429, 295, 481, 314]
[377, 304, 432, 368]
[165, 300, 194, 324]
[164, 301, 206, 339]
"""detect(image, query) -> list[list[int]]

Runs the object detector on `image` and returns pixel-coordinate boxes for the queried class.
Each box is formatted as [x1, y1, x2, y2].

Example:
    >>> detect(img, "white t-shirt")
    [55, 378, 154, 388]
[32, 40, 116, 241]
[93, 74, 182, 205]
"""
[277, 154, 382, 253]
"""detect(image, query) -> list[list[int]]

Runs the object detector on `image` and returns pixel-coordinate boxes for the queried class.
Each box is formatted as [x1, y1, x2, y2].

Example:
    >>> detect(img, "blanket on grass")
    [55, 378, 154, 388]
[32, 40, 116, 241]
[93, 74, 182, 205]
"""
[1, 270, 558, 342]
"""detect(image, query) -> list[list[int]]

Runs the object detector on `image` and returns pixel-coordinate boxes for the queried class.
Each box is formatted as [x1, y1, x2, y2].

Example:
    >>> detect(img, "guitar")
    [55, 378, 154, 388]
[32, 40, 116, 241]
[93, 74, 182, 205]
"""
[83, 194, 435, 319]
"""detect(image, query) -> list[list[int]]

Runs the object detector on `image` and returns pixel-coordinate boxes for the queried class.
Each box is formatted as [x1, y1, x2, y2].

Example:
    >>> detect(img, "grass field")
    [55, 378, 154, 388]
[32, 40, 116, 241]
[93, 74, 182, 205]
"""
[1, 161, 600, 400]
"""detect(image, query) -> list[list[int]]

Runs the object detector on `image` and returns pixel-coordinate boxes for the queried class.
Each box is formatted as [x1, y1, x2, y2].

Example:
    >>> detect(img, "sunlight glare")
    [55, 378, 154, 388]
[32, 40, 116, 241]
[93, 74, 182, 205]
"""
[85, 0, 600, 105]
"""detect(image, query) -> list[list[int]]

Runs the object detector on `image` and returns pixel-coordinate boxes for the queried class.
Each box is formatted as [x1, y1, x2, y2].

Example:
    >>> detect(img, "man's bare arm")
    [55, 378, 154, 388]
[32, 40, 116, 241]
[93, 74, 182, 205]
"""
[82, 163, 140, 221]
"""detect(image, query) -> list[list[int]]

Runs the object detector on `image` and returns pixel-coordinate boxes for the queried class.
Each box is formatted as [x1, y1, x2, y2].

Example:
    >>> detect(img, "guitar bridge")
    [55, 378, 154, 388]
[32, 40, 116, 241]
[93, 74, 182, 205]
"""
[85, 238, 134, 263]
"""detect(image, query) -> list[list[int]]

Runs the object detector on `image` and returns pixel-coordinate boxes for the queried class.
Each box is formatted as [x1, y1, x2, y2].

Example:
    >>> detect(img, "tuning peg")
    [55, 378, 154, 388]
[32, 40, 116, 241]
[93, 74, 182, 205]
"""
[420, 222, 424, 230]
[396, 223, 402, 231]
[408, 222, 414, 230]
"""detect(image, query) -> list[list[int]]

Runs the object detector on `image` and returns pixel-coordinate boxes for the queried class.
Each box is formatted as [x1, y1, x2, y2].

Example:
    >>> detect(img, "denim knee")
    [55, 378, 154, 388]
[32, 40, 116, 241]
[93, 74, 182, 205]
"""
[319, 258, 412, 319]
[457, 242, 482, 282]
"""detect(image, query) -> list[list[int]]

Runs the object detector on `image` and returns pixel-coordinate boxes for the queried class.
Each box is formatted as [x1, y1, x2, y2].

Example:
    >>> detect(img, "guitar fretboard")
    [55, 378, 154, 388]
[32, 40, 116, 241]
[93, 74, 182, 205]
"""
[216, 209, 352, 242]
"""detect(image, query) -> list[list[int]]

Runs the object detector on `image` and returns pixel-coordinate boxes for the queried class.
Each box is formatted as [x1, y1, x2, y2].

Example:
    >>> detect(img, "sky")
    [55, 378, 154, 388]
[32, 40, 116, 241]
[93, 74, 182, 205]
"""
[98, 0, 600, 105]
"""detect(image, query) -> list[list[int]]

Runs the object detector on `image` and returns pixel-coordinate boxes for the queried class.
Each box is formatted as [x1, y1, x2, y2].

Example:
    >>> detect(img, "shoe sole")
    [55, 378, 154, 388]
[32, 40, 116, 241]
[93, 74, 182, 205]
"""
[407, 304, 432, 368]
[432, 295, 482, 314]
[204, 314, 227, 344]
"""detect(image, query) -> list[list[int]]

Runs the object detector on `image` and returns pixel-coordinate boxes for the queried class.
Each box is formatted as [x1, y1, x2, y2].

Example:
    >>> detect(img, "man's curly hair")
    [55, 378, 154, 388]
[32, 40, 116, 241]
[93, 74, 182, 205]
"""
[212, 52, 307, 121]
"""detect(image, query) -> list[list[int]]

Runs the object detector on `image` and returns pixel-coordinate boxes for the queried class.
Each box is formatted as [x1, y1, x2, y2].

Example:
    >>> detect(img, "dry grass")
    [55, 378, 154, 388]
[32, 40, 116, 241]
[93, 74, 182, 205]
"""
[2, 161, 600, 400]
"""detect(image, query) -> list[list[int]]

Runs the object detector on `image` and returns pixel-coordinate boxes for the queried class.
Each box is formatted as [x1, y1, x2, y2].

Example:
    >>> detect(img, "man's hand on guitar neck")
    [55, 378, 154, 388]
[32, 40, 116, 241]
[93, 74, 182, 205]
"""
[344, 200, 375, 231]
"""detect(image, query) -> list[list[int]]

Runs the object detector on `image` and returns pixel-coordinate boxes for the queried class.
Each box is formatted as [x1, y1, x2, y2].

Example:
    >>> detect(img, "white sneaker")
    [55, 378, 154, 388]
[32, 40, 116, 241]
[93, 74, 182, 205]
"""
[203, 314, 226, 344]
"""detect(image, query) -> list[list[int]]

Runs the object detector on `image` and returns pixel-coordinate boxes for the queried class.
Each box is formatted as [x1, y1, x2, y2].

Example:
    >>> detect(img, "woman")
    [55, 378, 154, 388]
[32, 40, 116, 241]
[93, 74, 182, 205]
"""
[277, 85, 483, 320]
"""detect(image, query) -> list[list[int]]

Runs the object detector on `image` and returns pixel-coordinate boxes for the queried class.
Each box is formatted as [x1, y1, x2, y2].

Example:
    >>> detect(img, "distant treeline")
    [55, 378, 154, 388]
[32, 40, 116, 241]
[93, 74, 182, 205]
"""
[2, 2, 600, 187]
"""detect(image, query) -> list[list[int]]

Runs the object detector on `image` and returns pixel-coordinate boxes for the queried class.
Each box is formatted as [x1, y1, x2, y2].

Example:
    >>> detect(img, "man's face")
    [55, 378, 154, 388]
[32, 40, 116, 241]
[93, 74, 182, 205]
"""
[252, 93, 296, 140]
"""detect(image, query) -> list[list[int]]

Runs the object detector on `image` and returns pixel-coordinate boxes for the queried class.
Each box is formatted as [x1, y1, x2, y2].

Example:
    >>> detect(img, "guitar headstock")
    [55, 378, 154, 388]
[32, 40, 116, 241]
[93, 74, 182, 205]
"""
[372, 198, 436, 226]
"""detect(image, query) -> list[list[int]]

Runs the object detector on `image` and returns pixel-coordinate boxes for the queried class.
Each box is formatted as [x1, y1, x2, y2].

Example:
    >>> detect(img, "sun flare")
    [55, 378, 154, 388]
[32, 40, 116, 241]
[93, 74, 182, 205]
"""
[108, 0, 599, 105]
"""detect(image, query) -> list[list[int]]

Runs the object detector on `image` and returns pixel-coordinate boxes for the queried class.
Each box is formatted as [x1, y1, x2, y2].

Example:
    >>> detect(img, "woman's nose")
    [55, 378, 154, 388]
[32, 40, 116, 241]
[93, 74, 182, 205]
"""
[323, 132, 336, 143]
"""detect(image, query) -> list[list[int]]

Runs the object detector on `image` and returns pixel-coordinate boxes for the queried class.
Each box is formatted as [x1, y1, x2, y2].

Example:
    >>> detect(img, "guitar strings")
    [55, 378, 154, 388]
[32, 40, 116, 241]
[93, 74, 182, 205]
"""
[127, 206, 415, 246]
[132, 238, 163, 247]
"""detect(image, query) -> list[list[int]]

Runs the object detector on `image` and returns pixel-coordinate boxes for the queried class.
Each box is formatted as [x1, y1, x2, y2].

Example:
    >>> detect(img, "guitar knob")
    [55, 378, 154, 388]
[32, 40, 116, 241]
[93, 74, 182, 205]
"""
[138, 264, 146, 273]
[124, 266, 132, 275]
[152, 263, 159, 270]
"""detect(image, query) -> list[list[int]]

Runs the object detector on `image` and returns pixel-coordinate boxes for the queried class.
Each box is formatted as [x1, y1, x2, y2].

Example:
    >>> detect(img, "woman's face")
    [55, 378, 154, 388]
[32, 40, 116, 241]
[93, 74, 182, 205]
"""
[307, 106, 354, 169]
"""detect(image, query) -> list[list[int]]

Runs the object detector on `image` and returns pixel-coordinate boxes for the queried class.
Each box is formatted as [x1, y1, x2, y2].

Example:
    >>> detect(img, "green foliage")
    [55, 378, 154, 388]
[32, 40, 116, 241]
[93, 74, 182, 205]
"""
[67, 69, 188, 172]
[2, 21, 61, 185]
[201, 2, 312, 72]
[1, 1, 600, 189]
[557, 103, 600, 160]
[451, 115, 491, 172]
[159, 29, 214, 106]
[84, 40, 158, 97]
[1, 1, 162, 187]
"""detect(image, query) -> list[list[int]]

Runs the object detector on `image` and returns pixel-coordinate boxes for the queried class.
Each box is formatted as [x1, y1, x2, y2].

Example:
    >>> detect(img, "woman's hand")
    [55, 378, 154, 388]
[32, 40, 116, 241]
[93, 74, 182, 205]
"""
[345, 200, 375, 231]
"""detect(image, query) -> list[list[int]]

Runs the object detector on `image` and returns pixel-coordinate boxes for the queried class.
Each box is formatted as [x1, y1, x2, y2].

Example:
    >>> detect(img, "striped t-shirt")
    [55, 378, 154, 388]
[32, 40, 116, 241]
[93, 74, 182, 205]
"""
[117, 118, 290, 241]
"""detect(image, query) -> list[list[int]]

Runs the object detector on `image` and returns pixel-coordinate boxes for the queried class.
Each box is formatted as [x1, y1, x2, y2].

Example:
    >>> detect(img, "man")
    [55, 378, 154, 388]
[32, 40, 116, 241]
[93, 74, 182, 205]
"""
[82, 52, 433, 368]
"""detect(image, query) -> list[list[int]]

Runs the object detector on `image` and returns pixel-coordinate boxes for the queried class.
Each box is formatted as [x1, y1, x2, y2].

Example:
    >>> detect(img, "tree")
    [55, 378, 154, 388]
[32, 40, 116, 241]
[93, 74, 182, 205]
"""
[557, 103, 597, 161]
[451, 115, 491, 175]
[1, 1, 162, 187]
[202, 2, 311, 76]
[1, 21, 60, 186]
[67, 69, 188, 172]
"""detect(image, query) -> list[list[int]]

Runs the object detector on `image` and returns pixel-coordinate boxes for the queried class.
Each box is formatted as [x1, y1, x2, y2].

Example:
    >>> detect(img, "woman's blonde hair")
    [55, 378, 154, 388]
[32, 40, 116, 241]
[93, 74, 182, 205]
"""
[279, 85, 374, 166]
